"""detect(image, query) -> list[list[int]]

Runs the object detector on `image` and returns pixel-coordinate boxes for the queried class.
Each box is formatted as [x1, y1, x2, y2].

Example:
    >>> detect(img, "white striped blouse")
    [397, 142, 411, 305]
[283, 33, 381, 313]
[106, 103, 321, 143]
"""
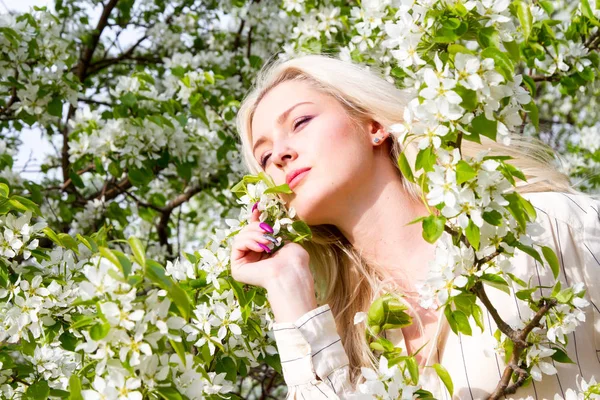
[269, 191, 600, 399]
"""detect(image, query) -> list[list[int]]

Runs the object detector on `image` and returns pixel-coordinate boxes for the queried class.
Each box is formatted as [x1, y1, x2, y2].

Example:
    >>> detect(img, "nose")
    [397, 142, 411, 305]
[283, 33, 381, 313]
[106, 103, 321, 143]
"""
[271, 141, 297, 169]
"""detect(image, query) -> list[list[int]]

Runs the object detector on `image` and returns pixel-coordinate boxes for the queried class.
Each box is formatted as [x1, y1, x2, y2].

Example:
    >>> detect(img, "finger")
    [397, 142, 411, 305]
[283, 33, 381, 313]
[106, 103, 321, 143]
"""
[250, 202, 260, 223]
[231, 237, 270, 260]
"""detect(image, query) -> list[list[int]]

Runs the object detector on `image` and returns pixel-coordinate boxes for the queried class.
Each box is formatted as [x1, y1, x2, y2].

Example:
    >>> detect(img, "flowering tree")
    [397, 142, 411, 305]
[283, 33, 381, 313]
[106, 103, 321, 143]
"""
[1, 0, 600, 399]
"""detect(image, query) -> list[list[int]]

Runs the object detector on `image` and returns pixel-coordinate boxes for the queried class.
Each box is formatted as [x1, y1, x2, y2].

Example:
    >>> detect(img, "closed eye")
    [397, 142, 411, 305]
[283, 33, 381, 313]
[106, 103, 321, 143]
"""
[260, 116, 313, 168]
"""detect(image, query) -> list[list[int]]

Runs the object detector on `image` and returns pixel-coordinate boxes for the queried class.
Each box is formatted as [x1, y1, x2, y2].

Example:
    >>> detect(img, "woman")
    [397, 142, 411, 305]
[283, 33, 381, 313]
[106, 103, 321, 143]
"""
[230, 54, 600, 399]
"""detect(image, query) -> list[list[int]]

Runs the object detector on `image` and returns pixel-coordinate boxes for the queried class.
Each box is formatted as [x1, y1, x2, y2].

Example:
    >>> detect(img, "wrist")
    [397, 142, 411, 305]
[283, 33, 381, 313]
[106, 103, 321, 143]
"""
[266, 277, 318, 324]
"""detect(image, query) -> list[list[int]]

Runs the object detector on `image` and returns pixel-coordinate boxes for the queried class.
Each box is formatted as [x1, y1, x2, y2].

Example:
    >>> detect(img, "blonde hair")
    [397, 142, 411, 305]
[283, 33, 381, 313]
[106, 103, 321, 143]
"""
[235, 53, 581, 385]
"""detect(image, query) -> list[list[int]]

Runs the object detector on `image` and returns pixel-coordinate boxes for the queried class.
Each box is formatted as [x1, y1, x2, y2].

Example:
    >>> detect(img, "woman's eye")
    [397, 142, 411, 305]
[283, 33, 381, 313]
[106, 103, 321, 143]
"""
[260, 154, 271, 168]
[260, 117, 312, 167]
[293, 116, 311, 130]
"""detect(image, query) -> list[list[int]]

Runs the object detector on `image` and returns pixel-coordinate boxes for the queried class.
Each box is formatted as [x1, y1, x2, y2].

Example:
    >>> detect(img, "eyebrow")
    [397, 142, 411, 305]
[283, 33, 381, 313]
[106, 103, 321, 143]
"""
[252, 101, 314, 156]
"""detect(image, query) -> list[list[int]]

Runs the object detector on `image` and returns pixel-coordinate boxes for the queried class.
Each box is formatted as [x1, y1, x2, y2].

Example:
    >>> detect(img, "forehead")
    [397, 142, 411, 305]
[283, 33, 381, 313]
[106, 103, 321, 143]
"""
[251, 80, 325, 136]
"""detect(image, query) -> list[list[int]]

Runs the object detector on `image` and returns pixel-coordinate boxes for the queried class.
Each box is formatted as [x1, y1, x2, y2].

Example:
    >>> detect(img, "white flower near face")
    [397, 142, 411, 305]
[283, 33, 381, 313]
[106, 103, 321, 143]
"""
[351, 25, 375, 52]
[283, 0, 304, 13]
[358, 356, 405, 399]
[354, 311, 367, 325]
[165, 257, 195, 281]
[106, 373, 143, 400]
[19, 275, 50, 298]
[420, 67, 461, 109]
[119, 325, 152, 367]
[209, 303, 242, 340]
[417, 98, 464, 123]
[390, 33, 426, 69]
[203, 372, 235, 395]
[100, 301, 145, 331]
[455, 53, 484, 91]
[1, 228, 23, 258]
[427, 164, 459, 208]
[198, 248, 229, 289]
[442, 187, 484, 228]
[554, 388, 582, 400]
[567, 42, 592, 72]
[79, 258, 120, 300]
[187, 302, 213, 337]
[526, 345, 557, 381]
[476, 0, 511, 26]
[389, 101, 419, 143]
[82, 376, 119, 400]
[418, 123, 449, 149]
[317, 7, 342, 40]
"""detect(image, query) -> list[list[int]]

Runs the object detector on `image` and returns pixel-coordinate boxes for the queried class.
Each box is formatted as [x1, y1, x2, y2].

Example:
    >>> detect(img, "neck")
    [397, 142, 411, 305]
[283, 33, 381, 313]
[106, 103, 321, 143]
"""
[331, 160, 436, 292]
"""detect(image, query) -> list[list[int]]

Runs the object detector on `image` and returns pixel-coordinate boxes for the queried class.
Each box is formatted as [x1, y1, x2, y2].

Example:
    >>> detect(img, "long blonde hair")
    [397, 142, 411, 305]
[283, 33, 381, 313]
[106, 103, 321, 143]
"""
[235, 53, 580, 385]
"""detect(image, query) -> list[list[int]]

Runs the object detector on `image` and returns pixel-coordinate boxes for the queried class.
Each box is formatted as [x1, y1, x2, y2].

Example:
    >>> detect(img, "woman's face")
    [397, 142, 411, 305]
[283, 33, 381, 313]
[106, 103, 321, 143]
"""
[251, 80, 382, 225]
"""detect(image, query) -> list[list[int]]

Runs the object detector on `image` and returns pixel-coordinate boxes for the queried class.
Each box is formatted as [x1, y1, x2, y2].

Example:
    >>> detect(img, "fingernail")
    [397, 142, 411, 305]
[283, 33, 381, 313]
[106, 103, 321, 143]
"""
[263, 234, 278, 244]
[257, 242, 271, 253]
[259, 222, 273, 233]
[252, 202, 258, 213]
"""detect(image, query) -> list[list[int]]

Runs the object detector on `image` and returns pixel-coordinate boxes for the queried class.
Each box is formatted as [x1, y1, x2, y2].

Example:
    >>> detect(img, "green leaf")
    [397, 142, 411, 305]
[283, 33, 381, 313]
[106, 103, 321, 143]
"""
[398, 151, 415, 183]
[523, 101, 539, 132]
[405, 356, 419, 384]
[155, 387, 184, 400]
[25, 380, 50, 399]
[0, 261, 8, 288]
[581, 0, 600, 26]
[471, 114, 498, 141]
[433, 363, 454, 396]
[444, 305, 457, 333]
[503, 40, 521, 63]
[128, 236, 146, 267]
[415, 146, 436, 173]
[465, 219, 480, 251]
[481, 47, 514, 82]
[10, 195, 41, 216]
[542, 245, 560, 280]
[90, 322, 110, 341]
[472, 304, 485, 332]
[522, 75, 536, 97]
[69, 315, 96, 330]
[453, 310, 472, 335]
[456, 160, 477, 184]
[480, 273, 510, 295]
[514, 1, 533, 40]
[170, 338, 187, 367]
[455, 85, 478, 112]
[264, 183, 293, 194]
[146, 260, 192, 320]
[514, 242, 543, 264]
[550, 347, 575, 363]
[120, 92, 137, 107]
[99, 247, 127, 277]
[48, 97, 63, 117]
[482, 210, 503, 226]
[367, 294, 412, 334]
[215, 356, 238, 382]
[0, 182, 9, 197]
[422, 215, 446, 244]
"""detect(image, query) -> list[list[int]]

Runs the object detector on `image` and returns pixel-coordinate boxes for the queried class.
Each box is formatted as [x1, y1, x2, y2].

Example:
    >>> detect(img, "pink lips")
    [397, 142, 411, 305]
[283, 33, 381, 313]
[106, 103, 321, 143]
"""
[288, 169, 311, 190]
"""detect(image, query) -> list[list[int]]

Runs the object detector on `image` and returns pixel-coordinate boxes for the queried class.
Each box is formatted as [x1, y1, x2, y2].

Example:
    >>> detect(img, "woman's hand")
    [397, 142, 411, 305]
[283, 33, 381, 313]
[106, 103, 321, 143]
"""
[230, 206, 318, 323]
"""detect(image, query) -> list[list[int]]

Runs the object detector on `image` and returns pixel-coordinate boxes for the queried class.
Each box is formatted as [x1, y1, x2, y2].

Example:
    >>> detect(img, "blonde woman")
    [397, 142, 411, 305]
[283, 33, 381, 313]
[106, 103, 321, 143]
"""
[230, 54, 600, 399]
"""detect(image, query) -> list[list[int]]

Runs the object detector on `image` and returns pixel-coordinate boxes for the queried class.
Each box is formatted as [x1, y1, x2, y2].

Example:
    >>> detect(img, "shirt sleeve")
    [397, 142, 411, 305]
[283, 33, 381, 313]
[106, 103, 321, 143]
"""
[271, 304, 356, 399]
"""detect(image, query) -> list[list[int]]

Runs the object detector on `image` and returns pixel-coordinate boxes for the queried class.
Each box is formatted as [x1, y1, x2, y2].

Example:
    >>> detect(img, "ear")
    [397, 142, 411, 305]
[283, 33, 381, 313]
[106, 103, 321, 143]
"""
[368, 120, 388, 146]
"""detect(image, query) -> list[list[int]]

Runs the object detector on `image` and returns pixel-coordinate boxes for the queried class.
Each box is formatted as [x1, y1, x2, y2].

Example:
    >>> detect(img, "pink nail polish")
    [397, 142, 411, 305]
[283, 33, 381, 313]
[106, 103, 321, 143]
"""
[257, 242, 271, 253]
[252, 202, 258, 212]
[259, 222, 273, 233]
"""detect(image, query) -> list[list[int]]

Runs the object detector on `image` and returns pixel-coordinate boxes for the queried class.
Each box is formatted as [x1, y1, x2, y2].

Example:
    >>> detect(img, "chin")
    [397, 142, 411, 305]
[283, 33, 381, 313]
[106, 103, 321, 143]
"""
[287, 190, 332, 226]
